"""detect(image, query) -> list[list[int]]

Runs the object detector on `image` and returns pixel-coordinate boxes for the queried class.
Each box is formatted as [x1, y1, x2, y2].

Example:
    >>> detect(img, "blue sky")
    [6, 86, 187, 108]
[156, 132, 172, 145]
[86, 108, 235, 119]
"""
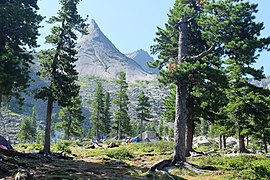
[37, 0, 270, 75]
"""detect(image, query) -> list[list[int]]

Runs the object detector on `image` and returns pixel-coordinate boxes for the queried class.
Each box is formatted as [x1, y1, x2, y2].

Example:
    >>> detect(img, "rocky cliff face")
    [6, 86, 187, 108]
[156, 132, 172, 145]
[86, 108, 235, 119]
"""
[75, 20, 154, 82]
[126, 49, 158, 74]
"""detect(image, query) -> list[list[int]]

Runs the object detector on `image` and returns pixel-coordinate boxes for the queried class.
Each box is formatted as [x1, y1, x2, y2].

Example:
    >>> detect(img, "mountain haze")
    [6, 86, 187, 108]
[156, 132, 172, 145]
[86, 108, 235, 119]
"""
[75, 20, 153, 82]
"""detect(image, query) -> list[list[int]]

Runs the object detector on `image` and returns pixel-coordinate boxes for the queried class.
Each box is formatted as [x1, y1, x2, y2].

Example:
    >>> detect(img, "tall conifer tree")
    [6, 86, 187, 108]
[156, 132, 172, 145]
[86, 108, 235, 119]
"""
[136, 91, 152, 141]
[90, 82, 105, 140]
[103, 92, 112, 134]
[36, 0, 87, 154]
[57, 96, 85, 140]
[211, 1, 270, 152]
[113, 72, 131, 140]
[150, 0, 225, 163]
[0, 0, 42, 107]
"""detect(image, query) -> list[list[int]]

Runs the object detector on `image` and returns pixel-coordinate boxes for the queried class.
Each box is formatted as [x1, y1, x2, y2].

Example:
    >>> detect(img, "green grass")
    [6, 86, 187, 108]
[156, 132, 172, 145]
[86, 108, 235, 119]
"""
[127, 141, 174, 154]
[14, 141, 270, 180]
[189, 155, 270, 179]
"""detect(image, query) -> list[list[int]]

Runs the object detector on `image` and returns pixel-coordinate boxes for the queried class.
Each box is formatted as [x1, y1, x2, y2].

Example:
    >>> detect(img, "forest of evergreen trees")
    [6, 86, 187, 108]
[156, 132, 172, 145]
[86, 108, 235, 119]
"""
[0, 0, 270, 167]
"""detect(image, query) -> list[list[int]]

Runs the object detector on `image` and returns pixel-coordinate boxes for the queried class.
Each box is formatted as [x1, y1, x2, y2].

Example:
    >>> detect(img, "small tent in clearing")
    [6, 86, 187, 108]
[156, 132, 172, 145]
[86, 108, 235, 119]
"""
[0, 136, 13, 150]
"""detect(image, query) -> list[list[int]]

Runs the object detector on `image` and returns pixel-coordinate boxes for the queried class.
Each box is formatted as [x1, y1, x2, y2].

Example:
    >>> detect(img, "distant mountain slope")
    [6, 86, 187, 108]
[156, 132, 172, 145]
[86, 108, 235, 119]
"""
[75, 20, 153, 82]
[126, 49, 158, 74]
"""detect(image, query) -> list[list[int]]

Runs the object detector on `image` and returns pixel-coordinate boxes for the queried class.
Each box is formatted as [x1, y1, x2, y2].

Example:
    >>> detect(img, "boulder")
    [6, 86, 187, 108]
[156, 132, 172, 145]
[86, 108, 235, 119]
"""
[107, 142, 119, 148]
[141, 131, 161, 142]
[194, 136, 211, 147]
[226, 137, 238, 146]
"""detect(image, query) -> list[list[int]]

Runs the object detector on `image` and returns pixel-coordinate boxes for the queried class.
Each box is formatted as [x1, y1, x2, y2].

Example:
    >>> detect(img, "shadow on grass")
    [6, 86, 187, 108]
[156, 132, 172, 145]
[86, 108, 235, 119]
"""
[0, 150, 180, 179]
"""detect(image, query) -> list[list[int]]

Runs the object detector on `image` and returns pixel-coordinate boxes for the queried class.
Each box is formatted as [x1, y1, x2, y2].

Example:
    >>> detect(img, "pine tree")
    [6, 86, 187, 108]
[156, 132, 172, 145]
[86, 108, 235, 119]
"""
[103, 92, 111, 134]
[136, 91, 152, 141]
[57, 96, 85, 140]
[36, 0, 87, 154]
[113, 72, 131, 140]
[31, 106, 38, 141]
[90, 82, 105, 140]
[17, 116, 35, 143]
[150, 0, 227, 163]
[0, 0, 42, 107]
[162, 85, 176, 123]
[248, 90, 270, 153]
[217, 1, 270, 152]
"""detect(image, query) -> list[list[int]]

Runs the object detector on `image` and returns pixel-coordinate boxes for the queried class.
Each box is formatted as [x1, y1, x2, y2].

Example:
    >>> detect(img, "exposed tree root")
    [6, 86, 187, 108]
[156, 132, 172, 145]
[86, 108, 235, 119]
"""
[150, 159, 173, 172]
[183, 162, 218, 174]
[150, 159, 218, 175]
[186, 149, 205, 157]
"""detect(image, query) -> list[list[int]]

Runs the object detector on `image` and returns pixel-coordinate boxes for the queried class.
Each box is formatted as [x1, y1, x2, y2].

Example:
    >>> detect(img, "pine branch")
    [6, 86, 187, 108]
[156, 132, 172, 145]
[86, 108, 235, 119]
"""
[182, 44, 215, 61]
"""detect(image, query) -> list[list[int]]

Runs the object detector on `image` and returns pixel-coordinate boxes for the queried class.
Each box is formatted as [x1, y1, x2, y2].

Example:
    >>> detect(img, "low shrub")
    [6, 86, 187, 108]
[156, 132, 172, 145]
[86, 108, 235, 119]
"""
[54, 140, 72, 154]
[105, 148, 133, 160]
[15, 143, 43, 152]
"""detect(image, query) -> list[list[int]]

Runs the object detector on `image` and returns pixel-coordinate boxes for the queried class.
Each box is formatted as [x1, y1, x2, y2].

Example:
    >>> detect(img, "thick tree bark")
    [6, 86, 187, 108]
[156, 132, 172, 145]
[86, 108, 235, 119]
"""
[238, 127, 246, 152]
[186, 114, 195, 156]
[43, 96, 53, 154]
[172, 14, 188, 164]
[173, 84, 187, 163]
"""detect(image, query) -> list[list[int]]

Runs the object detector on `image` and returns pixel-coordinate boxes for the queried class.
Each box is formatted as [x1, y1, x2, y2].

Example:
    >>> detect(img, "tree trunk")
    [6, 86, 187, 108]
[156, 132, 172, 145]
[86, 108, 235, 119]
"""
[222, 135, 226, 149]
[96, 124, 99, 141]
[96, 112, 99, 141]
[0, 93, 2, 108]
[263, 132, 268, 154]
[238, 127, 246, 152]
[186, 114, 194, 156]
[140, 118, 143, 142]
[118, 119, 121, 140]
[172, 14, 188, 164]
[246, 135, 249, 147]
[173, 84, 187, 163]
[43, 96, 53, 154]
[67, 118, 72, 140]
[219, 135, 222, 149]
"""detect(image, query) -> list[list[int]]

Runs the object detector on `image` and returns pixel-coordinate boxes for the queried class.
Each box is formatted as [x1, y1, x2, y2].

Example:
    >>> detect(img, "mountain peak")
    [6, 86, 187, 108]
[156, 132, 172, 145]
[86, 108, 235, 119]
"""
[88, 19, 100, 33]
[76, 20, 153, 82]
[126, 50, 158, 74]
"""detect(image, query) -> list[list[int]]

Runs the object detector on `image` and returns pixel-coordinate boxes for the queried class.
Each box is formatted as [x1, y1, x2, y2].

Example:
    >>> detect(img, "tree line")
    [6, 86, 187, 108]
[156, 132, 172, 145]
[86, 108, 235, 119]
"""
[17, 72, 152, 149]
